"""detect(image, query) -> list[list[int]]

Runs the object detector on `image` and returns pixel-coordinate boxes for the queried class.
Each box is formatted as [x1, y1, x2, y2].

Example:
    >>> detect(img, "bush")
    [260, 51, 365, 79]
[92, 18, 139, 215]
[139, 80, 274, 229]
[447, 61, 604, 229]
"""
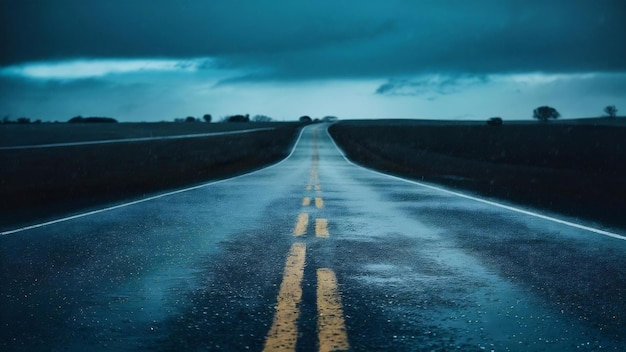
[252, 115, 273, 122]
[532, 106, 560, 122]
[68, 116, 118, 123]
[486, 117, 503, 126]
[604, 105, 618, 119]
[226, 114, 250, 122]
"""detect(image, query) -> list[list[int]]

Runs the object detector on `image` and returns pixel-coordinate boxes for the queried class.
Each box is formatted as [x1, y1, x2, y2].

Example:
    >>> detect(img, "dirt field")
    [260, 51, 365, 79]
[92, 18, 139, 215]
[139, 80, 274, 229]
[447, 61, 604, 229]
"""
[0, 122, 302, 229]
[329, 118, 626, 230]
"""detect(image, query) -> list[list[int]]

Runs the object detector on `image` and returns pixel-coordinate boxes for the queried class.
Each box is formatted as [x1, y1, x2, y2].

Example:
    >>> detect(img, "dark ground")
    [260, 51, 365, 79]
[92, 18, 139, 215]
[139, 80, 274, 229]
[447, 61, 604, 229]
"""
[4, 118, 625, 231]
[3, 123, 626, 351]
[0, 121, 283, 147]
[0, 122, 302, 229]
[328, 118, 626, 231]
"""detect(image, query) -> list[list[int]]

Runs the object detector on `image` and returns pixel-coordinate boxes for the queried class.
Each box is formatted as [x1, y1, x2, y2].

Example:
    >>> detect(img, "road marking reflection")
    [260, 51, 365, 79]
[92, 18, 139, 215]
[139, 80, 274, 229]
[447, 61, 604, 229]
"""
[315, 197, 324, 209]
[263, 243, 307, 352]
[302, 197, 311, 207]
[294, 213, 309, 236]
[315, 219, 329, 238]
[317, 268, 350, 352]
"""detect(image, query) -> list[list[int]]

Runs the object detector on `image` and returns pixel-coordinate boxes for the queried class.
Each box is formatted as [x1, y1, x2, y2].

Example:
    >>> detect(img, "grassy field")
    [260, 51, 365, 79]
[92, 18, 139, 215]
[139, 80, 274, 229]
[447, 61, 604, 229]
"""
[329, 118, 626, 230]
[0, 121, 284, 147]
[0, 122, 301, 229]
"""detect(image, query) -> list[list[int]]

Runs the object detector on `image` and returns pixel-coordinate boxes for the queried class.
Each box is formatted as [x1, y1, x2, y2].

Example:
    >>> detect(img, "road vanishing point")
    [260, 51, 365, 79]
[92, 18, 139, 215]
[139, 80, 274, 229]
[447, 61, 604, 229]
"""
[2, 125, 626, 351]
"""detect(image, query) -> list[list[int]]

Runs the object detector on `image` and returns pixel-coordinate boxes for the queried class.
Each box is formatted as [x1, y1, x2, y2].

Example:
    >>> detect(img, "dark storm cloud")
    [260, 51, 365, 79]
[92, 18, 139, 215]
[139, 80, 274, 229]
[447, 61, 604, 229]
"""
[2, 0, 626, 80]
[375, 75, 490, 96]
[1, 75, 123, 105]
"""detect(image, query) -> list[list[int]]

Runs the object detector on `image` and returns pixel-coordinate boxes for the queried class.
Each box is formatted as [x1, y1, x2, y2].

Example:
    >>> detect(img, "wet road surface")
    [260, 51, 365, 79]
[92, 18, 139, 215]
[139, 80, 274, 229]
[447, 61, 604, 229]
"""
[2, 125, 626, 351]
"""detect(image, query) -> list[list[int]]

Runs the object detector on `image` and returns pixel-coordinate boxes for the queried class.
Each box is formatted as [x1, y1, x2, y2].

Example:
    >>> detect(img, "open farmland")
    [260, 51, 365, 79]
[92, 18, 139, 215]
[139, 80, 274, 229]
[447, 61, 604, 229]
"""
[329, 118, 626, 230]
[0, 121, 286, 147]
[0, 122, 301, 229]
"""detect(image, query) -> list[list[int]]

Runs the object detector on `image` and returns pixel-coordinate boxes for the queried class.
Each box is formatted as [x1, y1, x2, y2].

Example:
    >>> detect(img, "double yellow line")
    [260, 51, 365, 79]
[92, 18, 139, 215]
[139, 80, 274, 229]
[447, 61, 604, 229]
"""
[263, 128, 349, 351]
[302, 197, 324, 209]
[294, 212, 328, 238]
[297, 129, 328, 238]
[263, 243, 349, 352]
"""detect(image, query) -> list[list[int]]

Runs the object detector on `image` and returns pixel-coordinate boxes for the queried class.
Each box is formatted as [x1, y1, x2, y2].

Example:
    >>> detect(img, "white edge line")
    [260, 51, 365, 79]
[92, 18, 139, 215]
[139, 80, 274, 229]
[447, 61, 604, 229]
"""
[0, 127, 276, 150]
[0, 127, 306, 236]
[325, 126, 626, 241]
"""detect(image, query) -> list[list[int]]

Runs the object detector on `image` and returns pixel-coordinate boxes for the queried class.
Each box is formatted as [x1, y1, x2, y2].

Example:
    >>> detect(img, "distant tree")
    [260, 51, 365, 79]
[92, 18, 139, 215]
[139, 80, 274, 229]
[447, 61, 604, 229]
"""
[68, 116, 117, 123]
[226, 114, 250, 122]
[185, 116, 198, 123]
[299, 115, 312, 123]
[486, 117, 503, 126]
[532, 106, 560, 122]
[2, 115, 11, 124]
[252, 114, 273, 122]
[17, 117, 31, 124]
[322, 116, 339, 122]
[88, 117, 117, 123]
[203, 114, 212, 123]
[604, 105, 618, 119]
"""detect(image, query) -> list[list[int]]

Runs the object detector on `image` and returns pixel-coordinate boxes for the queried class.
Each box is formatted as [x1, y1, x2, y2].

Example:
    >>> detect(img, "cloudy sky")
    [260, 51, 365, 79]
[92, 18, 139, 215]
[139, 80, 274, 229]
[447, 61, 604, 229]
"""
[1, 0, 625, 122]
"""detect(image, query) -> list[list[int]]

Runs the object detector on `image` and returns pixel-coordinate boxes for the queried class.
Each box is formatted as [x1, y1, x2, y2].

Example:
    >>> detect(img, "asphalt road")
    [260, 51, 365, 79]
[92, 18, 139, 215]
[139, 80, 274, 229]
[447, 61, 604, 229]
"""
[2, 125, 626, 351]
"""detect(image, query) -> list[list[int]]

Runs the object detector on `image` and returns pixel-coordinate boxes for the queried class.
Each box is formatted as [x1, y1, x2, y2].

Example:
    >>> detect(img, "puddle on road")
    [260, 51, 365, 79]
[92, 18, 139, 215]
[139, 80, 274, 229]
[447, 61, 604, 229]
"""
[333, 206, 619, 350]
[350, 239, 619, 351]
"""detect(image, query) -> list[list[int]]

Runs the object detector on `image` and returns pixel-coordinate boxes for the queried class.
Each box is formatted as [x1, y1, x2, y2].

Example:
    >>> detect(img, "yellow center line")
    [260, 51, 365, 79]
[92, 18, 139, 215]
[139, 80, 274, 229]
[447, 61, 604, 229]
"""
[294, 213, 309, 236]
[302, 197, 311, 207]
[315, 218, 329, 238]
[309, 171, 318, 184]
[263, 243, 307, 352]
[315, 197, 324, 209]
[314, 185, 322, 191]
[306, 185, 312, 191]
[317, 268, 350, 352]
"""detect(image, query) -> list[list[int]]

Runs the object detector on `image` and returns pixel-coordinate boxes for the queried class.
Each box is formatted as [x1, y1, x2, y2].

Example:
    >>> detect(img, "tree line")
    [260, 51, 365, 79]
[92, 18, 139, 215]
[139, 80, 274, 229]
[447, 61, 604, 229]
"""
[1, 106, 619, 124]
[0, 115, 118, 124]
[531, 105, 619, 122]
[173, 114, 275, 123]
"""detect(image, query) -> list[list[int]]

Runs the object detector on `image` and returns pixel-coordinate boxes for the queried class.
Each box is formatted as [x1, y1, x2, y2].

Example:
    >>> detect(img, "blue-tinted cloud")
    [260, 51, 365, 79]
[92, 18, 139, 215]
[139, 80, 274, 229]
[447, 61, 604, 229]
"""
[2, 0, 625, 80]
[2, 1, 625, 121]
[0, 59, 214, 80]
[376, 75, 490, 96]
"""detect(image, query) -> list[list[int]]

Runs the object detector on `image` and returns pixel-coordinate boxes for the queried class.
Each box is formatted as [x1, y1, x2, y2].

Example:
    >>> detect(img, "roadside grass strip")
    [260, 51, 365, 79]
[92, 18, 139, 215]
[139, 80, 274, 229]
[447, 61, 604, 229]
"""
[1, 127, 307, 236]
[0, 128, 276, 150]
[326, 127, 626, 241]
